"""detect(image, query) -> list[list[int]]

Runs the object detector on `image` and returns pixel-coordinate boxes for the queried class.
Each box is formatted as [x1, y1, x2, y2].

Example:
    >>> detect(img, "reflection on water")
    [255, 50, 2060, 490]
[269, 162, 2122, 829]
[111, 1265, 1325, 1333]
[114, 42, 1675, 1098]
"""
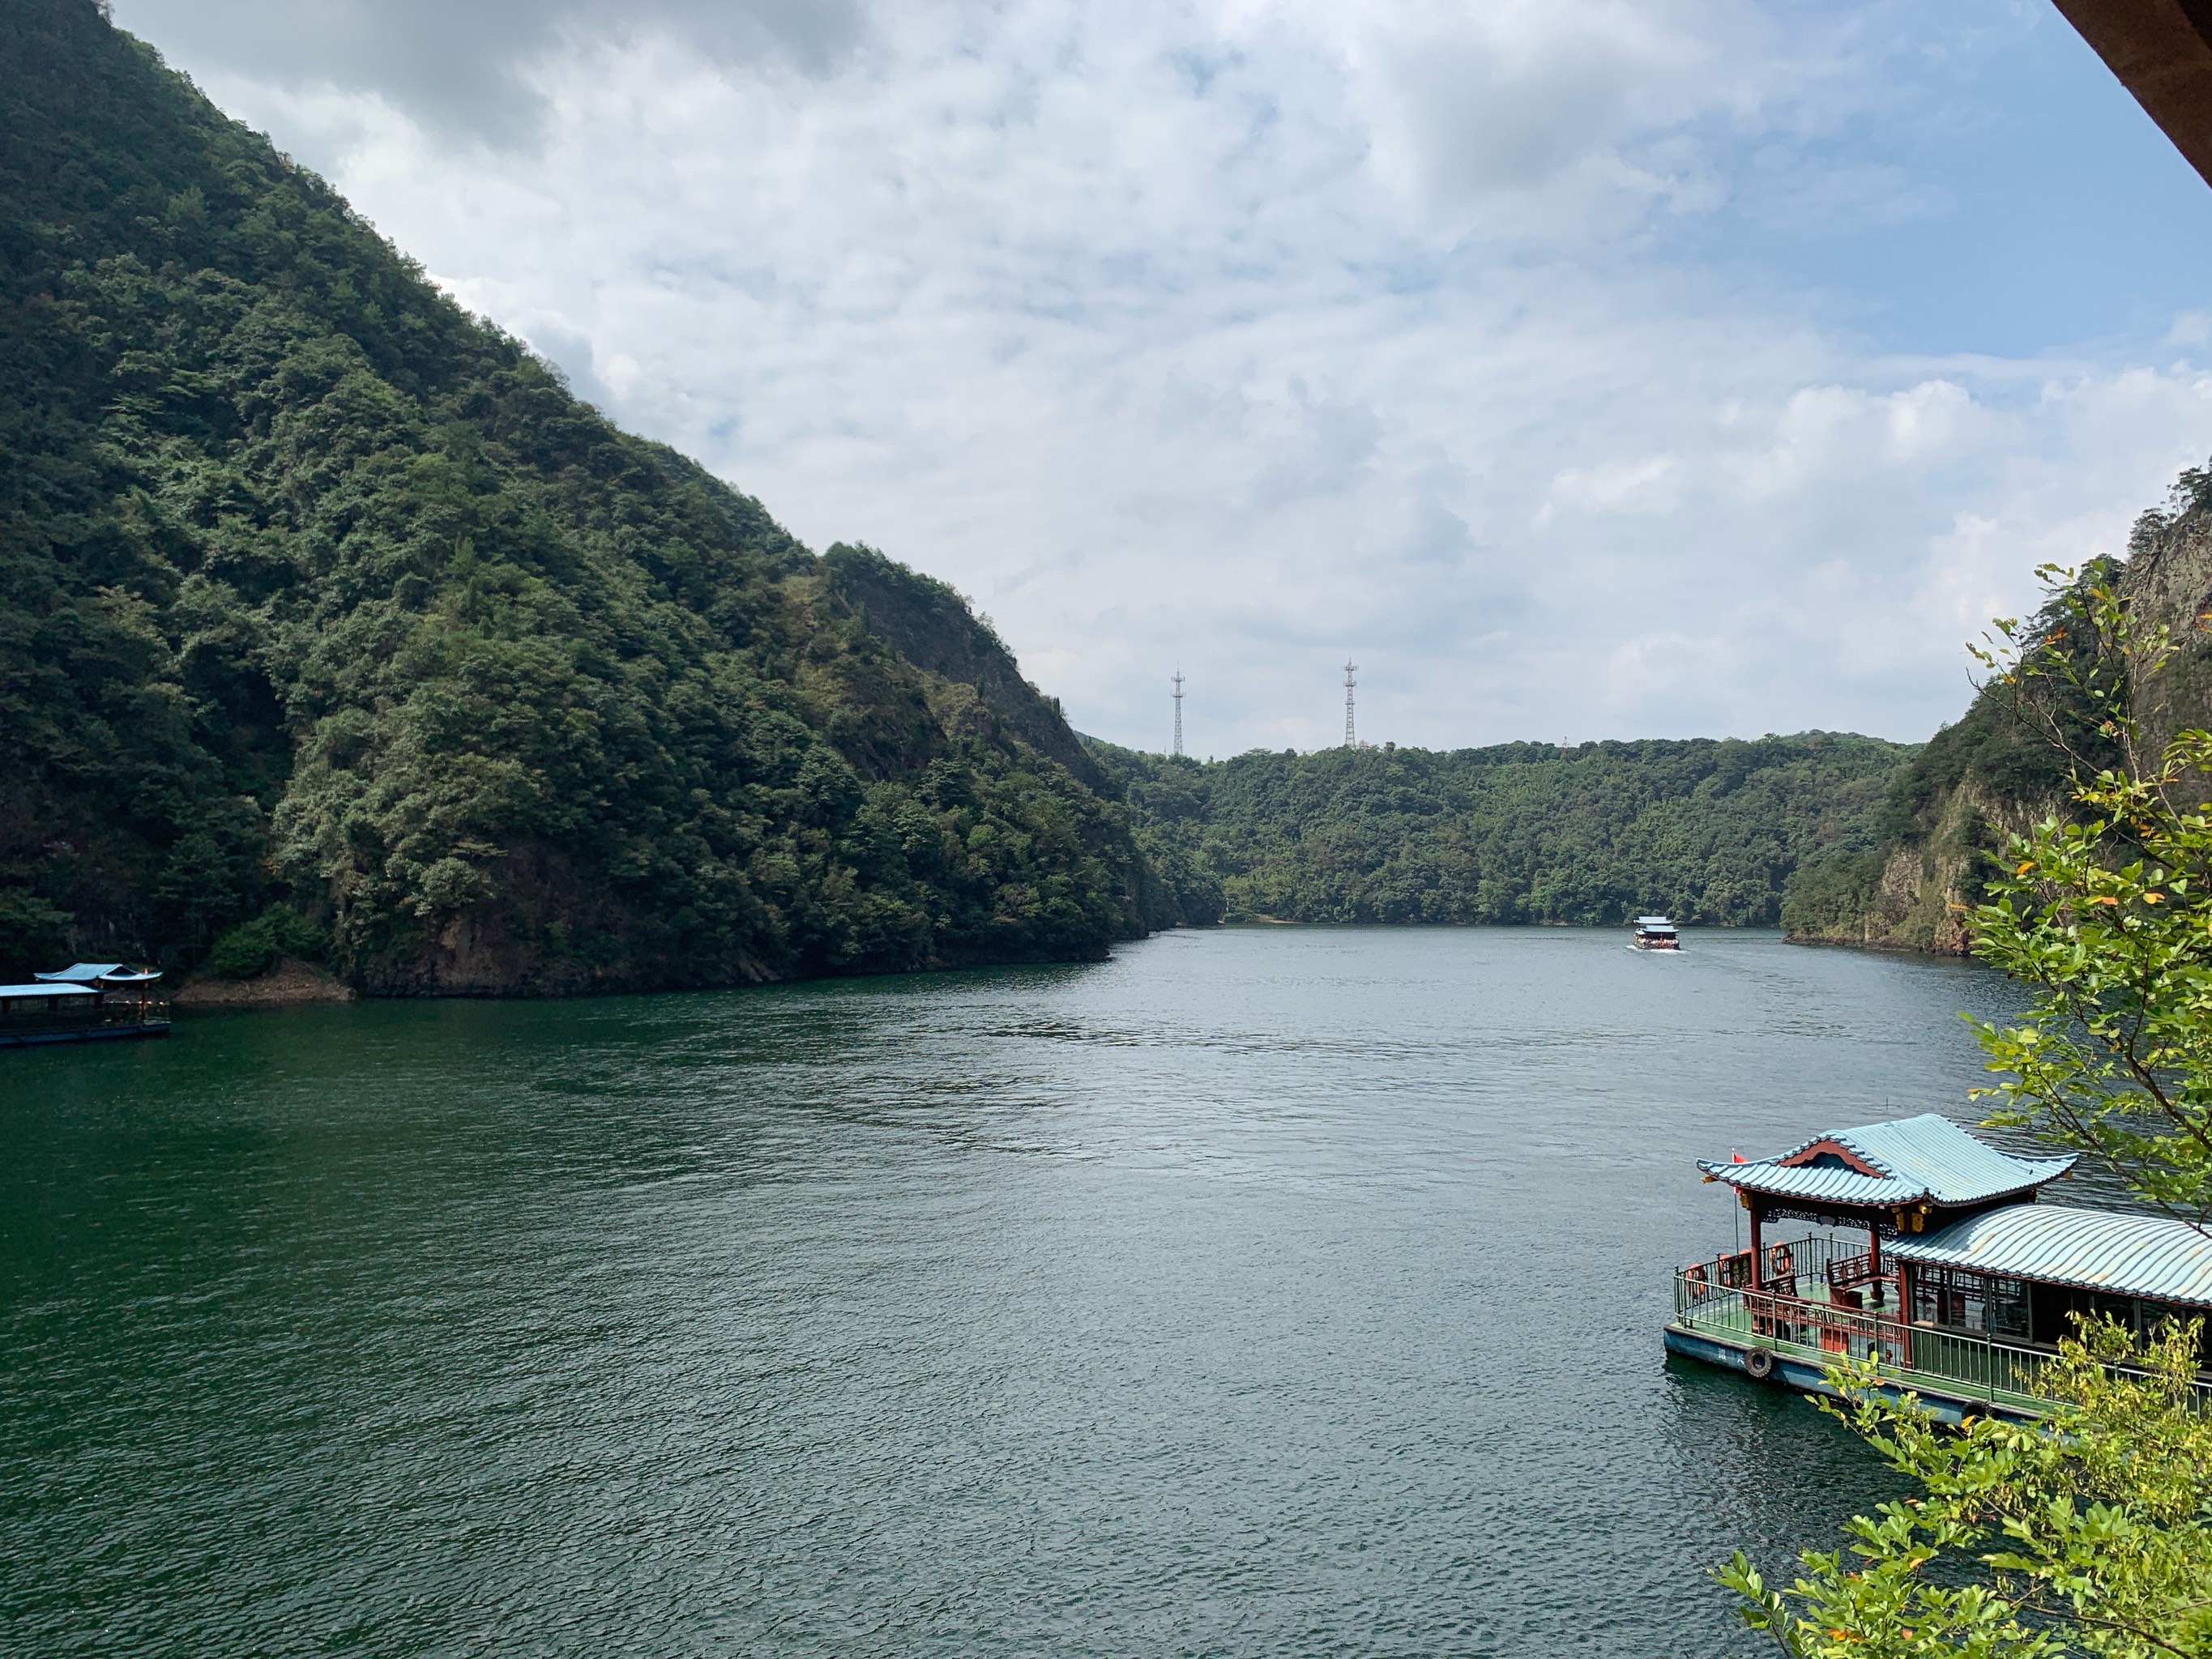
[1, 927, 2027, 1655]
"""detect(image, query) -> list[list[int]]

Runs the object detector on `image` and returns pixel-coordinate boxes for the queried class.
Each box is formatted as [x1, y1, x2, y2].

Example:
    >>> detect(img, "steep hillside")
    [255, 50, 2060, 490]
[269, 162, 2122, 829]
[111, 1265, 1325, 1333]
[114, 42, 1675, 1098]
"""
[2119, 471, 2212, 783]
[1092, 734, 1910, 928]
[0, 0, 1164, 992]
[1783, 464, 2212, 952]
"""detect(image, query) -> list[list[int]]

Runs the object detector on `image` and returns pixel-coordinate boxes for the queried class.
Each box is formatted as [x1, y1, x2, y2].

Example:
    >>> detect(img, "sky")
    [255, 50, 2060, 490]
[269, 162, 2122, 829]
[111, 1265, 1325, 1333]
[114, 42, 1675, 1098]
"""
[108, 0, 2212, 756]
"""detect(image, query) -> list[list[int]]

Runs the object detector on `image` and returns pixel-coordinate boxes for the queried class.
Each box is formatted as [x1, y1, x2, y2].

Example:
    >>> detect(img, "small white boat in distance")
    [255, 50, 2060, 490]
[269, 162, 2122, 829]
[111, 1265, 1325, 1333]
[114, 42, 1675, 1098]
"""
[1631, 915, 1680, 951]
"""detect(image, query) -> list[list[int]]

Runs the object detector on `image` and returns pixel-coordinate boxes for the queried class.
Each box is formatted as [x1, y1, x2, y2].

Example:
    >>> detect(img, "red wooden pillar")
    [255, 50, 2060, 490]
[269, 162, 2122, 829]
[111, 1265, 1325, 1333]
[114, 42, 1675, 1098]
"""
[1748, 1199, 1765, 1290]
[1868, 1226, 1883, 1307]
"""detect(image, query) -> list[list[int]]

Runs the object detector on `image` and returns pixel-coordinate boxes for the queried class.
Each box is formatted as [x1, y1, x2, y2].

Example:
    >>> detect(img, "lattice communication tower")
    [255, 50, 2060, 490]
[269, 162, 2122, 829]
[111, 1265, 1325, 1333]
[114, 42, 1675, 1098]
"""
[1343, 659, 1357, 748]
[1172, 671, 1185, 757]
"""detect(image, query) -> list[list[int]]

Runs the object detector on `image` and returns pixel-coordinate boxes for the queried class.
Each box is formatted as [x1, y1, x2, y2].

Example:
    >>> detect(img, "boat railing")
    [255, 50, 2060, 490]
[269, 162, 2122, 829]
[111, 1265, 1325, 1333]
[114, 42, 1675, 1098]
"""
[1825, 1248, 1888, 1293]
[1675, 1269, 1932, 1369]
[1767, 1233, 1850, 1279]
[1671, 1265, 2212, 1414]
[1686, 1234, 1895, 1302]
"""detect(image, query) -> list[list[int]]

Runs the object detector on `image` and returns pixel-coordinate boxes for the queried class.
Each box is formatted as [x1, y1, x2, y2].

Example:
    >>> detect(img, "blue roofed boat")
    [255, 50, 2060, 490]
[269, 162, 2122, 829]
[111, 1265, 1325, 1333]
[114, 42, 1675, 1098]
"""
[0, 963, 169, 1047]
[1665, 1113, 2212, 1420]
[34, 962, 162, 986]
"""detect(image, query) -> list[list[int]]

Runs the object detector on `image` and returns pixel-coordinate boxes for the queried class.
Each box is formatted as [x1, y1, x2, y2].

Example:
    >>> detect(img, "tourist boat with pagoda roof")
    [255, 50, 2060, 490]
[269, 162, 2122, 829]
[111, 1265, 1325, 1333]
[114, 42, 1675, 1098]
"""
[1666, 1112, 2212, 1420]
[0, 962, 169, 1047]
[1631, 915, 1680, 950]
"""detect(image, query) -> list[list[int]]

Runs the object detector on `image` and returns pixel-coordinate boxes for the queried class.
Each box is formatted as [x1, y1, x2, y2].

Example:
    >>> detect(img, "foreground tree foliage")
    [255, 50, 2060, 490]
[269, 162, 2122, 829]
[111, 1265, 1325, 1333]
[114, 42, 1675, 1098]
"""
[1724, 544, 2212, 1654]
[0, 0, 1162, 990]
[1721, 1326, 2212, 1657]
[1969, 563, 2212, 1225]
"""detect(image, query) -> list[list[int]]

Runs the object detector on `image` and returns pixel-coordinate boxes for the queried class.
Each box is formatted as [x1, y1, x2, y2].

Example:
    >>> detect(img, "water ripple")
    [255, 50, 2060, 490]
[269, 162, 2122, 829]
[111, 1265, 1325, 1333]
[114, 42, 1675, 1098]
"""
[1, 927, 2018, 1656]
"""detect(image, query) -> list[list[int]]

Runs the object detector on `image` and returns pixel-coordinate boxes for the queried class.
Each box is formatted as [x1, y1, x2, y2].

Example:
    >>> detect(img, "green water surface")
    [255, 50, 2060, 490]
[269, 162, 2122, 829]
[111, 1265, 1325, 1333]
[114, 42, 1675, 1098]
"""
[1, 927, 2024, 1655]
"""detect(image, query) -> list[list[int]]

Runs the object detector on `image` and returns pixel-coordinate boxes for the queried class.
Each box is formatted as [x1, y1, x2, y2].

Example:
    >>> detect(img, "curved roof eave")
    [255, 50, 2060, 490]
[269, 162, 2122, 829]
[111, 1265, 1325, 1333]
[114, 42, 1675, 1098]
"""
[1697, 1113, 2077, 1209]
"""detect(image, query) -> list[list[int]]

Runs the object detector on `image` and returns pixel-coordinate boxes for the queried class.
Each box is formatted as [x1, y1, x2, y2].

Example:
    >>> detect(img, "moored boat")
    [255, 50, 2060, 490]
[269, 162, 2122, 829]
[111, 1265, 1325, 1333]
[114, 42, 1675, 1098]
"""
[1631, 915, 1680, 950]
[1663, 1113, 2212, 1420]
[0, 962, 169, 1047]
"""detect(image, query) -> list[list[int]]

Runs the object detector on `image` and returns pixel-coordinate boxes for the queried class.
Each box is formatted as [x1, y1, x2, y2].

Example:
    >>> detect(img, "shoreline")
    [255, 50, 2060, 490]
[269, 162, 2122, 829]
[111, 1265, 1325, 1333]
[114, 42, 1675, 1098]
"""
[173, 957, 356, 1010]
[156, 925, 1970, 1019]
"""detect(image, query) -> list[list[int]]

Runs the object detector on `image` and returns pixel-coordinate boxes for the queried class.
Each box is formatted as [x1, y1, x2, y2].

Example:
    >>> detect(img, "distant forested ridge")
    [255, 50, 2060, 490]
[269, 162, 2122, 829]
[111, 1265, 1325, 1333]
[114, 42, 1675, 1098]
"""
[0, 0, 1168, 992]
[1091, 735, 1912, 928]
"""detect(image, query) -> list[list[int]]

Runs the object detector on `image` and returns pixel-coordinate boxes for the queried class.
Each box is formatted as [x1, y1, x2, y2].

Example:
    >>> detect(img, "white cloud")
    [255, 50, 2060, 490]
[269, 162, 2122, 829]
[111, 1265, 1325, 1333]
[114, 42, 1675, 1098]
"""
[113, 0, 2212, 754]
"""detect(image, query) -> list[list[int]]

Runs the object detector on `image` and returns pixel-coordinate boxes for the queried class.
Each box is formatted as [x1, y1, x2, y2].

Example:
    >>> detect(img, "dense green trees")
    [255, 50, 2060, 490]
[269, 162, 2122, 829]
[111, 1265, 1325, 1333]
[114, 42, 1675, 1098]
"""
[0, 0, 1159, 991]
[1095, 734, 1910, 928]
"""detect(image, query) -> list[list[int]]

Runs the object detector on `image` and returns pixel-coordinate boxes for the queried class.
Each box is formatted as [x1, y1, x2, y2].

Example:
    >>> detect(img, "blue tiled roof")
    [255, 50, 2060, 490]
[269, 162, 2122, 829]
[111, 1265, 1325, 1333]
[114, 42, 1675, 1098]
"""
[1698, 1113, 2075, 1209]
[1890, 1204, 2212, 1308]
[31, 963, 157, 984]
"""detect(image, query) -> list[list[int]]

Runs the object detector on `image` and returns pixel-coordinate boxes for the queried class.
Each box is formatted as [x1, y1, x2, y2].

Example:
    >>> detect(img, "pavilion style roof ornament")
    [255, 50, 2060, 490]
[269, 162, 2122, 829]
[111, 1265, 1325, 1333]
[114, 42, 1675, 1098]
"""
[1698, 1113, 2077, 1211]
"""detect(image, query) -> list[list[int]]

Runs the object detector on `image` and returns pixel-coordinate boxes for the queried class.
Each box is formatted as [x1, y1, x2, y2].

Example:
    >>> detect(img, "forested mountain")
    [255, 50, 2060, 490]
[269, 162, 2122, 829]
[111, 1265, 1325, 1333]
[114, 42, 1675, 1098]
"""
[1781, 463, 2212, 953]
[1093, 735, 1911, 928]
[0, 0, 1168, 992]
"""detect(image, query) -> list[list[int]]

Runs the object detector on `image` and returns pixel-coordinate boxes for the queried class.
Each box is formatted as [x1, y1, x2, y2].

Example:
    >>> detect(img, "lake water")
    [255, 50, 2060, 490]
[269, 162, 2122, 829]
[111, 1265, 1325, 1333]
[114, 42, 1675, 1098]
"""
[0, 926, 2032, 1656]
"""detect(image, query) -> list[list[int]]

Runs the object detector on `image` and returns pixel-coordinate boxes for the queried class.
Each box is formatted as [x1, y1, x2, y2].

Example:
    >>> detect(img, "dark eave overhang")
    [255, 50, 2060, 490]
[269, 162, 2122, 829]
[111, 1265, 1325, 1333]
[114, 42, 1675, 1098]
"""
[2055, 0, 2212, 189]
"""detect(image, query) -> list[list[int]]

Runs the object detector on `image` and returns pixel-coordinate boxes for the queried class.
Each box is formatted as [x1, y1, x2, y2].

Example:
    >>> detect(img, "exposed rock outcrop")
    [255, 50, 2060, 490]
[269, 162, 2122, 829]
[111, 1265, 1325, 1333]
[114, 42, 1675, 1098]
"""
[2121, 501, 2212, 800]
[1784, 780, 2056, 955]
[174, 957, 356, 1009]
[1784, 469, 2212, 953]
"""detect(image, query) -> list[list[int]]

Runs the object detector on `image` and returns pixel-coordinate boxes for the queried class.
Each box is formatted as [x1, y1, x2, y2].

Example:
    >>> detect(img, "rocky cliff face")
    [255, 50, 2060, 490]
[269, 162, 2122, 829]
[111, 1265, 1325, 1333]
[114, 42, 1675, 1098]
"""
[1783, 779, 2055, 955]
[822, 545, 1113, 794]
[2120, 501, 2212, 797]
[1783, 472, 2212, 953]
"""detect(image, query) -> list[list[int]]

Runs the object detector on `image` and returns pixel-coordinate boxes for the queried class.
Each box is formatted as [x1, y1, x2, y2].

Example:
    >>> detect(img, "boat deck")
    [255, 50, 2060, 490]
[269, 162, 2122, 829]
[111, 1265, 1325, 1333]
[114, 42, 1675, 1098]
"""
[1664, 1232, 2212, 1420]
[1668, 1273, 2052, 1420]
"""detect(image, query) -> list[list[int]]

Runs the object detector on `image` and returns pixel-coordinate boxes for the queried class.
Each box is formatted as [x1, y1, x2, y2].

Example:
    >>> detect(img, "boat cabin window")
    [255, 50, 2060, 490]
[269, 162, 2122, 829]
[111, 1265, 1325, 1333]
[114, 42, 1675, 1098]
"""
[1, 992, 98, 1016]
[1917, 1277, 2212, 1367]
[1911, 1265, 2031, 1341]
[2028, 1284, 2142, 1346]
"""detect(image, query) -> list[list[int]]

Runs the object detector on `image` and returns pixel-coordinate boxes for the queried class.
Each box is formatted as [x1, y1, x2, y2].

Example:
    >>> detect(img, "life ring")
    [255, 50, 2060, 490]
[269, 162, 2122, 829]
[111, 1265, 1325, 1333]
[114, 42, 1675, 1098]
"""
[1767, 1243, 1795, 1279]
[1744, 1347, 1775, 1380]
[1685, 1262, 1710, 1300]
